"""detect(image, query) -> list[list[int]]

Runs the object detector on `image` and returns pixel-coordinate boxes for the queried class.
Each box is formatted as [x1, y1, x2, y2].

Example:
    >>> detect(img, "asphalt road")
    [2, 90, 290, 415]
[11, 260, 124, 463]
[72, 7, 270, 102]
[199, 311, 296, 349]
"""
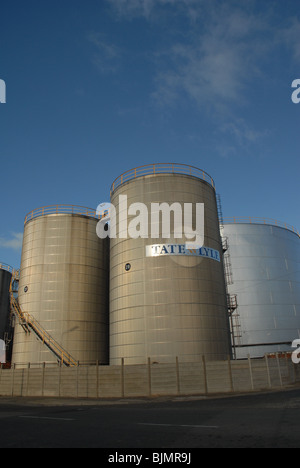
[0, 389, 300, 449]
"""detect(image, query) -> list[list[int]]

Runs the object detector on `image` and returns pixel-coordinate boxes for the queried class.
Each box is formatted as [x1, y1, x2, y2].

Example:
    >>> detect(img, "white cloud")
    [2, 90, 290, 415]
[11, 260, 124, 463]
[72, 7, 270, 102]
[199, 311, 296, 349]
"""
[151, 5, 270, 110]
[102, 0, 298, 158]
[281, 18, 300, 60]
[0, 233, 23, 251]
[88, 32, 121, 74]
[107, 0, 201, 20]
[106, 1, 298, 111]
[216, 118, 270, 158]
[101, 0, 300, 114]
[108, 0, 154, 19]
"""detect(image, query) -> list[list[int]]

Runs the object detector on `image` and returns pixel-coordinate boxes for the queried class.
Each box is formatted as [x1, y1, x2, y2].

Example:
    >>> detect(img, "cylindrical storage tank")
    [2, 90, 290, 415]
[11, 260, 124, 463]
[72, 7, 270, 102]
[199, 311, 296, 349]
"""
[109, 164, 231, 365]
[223, 219, 300, 359]
[0, 264, 13, 358]
[12, 206, 109, 367]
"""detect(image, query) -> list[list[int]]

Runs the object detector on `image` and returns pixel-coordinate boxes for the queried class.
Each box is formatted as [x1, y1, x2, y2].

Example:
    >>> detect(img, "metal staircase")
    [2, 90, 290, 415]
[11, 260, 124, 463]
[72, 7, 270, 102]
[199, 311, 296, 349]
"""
[227, 294, 242, 359]
[220, 231, 242, 359]
[9, 271, 78, 367]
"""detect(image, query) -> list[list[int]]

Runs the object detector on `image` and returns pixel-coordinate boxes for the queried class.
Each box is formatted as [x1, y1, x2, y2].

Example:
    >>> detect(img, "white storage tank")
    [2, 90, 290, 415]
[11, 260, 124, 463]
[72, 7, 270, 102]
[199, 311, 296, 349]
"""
[223, 218, 300, 359]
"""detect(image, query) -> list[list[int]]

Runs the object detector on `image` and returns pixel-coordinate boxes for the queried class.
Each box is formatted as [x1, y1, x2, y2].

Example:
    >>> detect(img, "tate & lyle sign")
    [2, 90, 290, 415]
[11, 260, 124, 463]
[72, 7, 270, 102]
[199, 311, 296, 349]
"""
[146, 244, 221, 262]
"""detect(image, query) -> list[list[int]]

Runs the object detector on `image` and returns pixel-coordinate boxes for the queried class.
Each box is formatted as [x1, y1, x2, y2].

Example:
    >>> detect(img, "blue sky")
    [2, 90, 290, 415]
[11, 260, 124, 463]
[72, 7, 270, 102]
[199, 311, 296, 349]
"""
[0, 0, 299, 269]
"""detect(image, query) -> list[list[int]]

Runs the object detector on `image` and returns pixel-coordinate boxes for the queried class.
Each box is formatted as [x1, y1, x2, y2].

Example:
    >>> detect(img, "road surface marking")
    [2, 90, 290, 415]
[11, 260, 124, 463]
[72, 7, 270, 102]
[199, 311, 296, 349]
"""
[138, 423, 219, 429]
[19, 416, 75, 421]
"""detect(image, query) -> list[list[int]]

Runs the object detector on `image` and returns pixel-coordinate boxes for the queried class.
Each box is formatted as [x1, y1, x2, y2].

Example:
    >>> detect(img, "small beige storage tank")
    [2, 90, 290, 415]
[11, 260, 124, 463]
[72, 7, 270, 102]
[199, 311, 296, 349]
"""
[109, 164, 231, 365]
[12, 205, 109, 367]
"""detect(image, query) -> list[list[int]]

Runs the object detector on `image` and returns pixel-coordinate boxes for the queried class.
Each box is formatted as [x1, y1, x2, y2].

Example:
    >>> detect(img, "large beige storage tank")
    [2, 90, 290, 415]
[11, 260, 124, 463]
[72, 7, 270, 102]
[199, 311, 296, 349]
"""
[109, 164, 231, 365]
[12, 206, 109, 367]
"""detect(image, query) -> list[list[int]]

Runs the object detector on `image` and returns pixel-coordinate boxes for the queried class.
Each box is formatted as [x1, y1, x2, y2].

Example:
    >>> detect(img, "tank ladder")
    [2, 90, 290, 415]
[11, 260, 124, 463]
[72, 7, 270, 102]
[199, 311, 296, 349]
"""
[216, 194, 224, 228]
[9, 272, 78, 367]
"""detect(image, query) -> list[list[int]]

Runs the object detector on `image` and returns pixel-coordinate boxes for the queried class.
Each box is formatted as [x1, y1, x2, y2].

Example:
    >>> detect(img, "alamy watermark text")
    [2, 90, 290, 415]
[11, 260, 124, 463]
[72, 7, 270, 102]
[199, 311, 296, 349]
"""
[96, 196, 205, 249]
[292, 339, 300, 364]
[291, 79, 300, 104]
[0, 79, 6, 104]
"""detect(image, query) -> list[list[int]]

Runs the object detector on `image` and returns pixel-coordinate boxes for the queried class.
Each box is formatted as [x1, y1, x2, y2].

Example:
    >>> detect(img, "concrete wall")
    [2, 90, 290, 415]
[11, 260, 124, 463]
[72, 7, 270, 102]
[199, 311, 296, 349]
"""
[1, 355, 299, 399]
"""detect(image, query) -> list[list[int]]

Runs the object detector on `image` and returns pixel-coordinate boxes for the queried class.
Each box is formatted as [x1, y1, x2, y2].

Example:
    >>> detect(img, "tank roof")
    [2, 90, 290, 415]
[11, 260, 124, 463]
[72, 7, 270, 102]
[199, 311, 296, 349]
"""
[223, 217, 299, 237]
[110, 163, 215, 195]
[24, 205, 105, 225]
[0, 263, 14, 274]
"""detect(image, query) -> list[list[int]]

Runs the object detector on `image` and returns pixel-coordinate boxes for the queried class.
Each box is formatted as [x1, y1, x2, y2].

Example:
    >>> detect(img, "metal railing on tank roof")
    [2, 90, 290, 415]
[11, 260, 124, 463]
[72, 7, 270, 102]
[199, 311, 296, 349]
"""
[24, 205, 107, 225]
[0, 263, 14, 274]
[223, 217, 300, 237]
[110, 163, 215, 195]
